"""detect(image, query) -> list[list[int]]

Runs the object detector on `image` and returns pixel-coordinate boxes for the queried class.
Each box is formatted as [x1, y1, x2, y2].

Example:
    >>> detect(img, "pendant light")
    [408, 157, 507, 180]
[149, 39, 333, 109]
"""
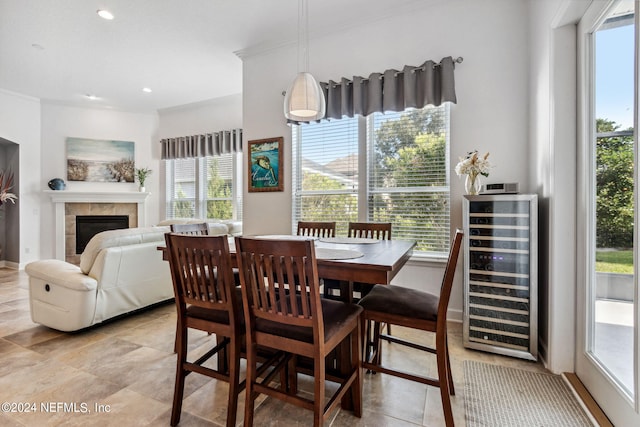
[284, 0, 326, 121]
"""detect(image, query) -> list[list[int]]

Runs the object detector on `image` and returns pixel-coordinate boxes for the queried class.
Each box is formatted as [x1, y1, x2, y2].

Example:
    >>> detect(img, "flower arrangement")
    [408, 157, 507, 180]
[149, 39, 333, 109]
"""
[455, 150, 491, 195]
[135, 167, 152, 188]
[0, 170, 17, 206]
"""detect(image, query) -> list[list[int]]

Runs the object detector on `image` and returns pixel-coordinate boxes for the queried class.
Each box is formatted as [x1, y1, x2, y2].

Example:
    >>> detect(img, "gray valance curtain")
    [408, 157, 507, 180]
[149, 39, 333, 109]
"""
[290, 56, 458, 124]
[161, 128, 243, 160]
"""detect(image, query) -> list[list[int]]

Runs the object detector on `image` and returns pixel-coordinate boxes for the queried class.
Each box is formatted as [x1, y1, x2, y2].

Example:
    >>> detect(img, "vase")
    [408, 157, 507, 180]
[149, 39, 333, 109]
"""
[139, 186, 146, 193]
[465, 174, 481, 195]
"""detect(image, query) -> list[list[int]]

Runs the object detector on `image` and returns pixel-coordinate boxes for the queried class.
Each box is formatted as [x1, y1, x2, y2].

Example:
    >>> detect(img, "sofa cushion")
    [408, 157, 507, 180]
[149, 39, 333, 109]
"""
[80, 226, 169, 274]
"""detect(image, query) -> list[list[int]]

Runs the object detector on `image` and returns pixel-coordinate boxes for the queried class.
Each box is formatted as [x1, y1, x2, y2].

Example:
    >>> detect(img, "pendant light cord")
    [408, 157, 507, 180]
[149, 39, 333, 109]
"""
[297, 0, 309, 73]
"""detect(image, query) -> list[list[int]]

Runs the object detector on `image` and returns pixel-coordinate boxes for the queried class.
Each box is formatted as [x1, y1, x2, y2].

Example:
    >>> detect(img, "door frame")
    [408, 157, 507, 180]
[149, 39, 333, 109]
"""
[576, 1, 640, 424]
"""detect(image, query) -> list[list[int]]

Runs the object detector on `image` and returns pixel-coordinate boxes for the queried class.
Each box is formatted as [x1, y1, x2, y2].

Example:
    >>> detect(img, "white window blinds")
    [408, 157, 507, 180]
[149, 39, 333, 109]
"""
[292, 105, 450, 255]
[292, 117, 359, 236]
[166, 153, 242, 221]
[369, 107, 450, 253]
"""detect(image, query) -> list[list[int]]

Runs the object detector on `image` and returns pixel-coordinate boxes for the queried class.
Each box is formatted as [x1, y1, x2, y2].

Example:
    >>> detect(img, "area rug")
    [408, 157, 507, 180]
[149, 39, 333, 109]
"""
[464, 360, 594, 427]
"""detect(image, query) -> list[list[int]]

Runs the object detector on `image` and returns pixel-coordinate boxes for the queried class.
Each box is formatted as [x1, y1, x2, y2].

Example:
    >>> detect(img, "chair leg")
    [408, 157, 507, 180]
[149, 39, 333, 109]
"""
[351, 320, 363, 417]
[173, 322, 179, 353]
[360, 315, 369, 363]
[170, 323, 187, 426]
[313, 351, 326, 427]
[436, 332, 454, 427]
[226, 337, 241, 427]
[445, 334, 455, 395]
[372, 322, 382, 365]
[243, 342, 257, 427]
[288, 355, 298, 395]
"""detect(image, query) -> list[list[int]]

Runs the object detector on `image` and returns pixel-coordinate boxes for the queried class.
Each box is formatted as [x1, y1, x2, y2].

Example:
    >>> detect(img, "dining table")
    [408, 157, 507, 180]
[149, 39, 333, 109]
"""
[159, 233, 416, 411]
[159, 234, 416, 298]
[245, 235, 416, 302]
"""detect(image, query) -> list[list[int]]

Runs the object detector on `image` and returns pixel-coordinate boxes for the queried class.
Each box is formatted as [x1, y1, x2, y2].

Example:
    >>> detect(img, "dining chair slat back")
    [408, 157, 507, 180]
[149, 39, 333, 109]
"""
[348, 222, 392, 240]
[235, 236, 363, 427]
[296, 221, 336, 238]
[170, 222, 209, 235]
[164, 233, 242, 427]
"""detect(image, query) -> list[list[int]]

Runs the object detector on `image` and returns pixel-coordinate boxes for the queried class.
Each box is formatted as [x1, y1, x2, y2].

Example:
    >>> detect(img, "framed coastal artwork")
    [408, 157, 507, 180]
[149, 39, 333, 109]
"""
[248, 137, 283, 192]
[66, 137, 135, 182]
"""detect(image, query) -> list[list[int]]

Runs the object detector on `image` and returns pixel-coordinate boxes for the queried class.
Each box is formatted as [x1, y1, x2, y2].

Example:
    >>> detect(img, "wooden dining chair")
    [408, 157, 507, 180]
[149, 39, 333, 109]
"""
[358, 229, 463, 427]
[164, 233, 242, 427]
[296, 221, 336, 238]
[348, 221, 392, 240]
[235, 236, 363, 427]
[169, 222, 211, 352]
[324, 222, 392, 301]
[169, 222, 209, 235]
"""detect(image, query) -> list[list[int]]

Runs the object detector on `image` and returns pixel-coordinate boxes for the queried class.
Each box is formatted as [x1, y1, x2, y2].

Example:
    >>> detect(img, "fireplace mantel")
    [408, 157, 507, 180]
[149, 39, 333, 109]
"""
[45, 190, 150, 204]
[46, 190, 150, 261]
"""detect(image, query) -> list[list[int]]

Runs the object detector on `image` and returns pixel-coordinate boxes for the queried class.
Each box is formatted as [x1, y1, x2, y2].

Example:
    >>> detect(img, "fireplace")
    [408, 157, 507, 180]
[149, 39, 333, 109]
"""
[46, 190, 149, 263]
[76, 215, 129, 254]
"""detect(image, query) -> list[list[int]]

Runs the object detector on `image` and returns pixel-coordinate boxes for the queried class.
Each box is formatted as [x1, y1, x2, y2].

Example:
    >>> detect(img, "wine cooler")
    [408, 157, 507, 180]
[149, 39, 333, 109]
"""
[462, 194, 538, 361]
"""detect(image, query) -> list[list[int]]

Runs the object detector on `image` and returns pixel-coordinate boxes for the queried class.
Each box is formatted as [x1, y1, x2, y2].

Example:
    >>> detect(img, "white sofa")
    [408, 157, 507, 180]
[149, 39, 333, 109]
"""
[26, 226, 175, 332]
[156, 218, 243, 236]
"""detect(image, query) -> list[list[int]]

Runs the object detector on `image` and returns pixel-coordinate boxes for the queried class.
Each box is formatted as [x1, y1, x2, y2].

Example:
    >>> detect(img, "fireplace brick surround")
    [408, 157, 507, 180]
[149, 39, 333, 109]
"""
[65, 203, 137, 264]
[46, 191, 150, 263]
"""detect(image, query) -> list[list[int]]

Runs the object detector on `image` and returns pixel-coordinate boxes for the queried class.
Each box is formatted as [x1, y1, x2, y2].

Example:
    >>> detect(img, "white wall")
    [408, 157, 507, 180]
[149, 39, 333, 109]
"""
[240, 0, 531, 320]
[39, 103, 160, 258]
[0, 89, 42, 268]
[158, 94, 242, 138]
[157, 93, 243, 219]
[528, 0, 588, 374]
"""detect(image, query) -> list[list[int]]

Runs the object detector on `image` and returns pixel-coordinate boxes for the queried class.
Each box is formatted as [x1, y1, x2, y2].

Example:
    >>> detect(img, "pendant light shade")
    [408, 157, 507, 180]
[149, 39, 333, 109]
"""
[284, 72, 326, 121]
[284, 0, 325, 122]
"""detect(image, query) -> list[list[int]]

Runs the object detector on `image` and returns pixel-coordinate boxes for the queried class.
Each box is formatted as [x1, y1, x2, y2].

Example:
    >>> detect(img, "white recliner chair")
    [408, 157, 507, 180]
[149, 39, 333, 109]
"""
[26, 226, 174, 332]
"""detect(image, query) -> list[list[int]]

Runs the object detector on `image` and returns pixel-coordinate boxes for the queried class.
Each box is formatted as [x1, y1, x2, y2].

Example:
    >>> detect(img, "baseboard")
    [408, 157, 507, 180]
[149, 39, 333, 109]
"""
[447, 307, 463, 323]
[563, 372, 613, 427]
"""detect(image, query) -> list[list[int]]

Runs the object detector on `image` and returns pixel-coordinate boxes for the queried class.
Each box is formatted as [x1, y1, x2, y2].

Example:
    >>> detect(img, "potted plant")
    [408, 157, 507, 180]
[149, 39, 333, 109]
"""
[135, 167, 152, 192]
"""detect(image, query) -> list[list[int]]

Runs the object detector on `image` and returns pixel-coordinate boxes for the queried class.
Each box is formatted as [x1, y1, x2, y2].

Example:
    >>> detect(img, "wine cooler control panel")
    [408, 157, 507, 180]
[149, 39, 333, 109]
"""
[463, 194, 538, 361]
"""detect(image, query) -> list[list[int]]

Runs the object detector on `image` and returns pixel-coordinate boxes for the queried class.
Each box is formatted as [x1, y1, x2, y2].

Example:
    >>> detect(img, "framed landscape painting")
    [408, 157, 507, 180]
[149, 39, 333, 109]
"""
[248, 137, 283, 192]
[66, 137, 135, 182]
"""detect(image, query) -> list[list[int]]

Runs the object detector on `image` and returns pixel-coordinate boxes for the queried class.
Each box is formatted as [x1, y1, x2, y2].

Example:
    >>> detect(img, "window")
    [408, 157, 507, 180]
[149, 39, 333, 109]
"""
[166, 153, 242, 220]
[292, 105, 450, 255]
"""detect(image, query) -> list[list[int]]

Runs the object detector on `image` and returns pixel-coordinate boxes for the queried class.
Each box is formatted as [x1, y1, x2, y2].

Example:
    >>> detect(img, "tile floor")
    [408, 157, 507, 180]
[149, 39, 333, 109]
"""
[0, 268, 550, 426]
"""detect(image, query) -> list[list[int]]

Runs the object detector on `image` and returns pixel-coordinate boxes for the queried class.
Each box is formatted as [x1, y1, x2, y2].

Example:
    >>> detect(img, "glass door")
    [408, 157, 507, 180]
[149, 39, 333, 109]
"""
[577, 1, 639, 424]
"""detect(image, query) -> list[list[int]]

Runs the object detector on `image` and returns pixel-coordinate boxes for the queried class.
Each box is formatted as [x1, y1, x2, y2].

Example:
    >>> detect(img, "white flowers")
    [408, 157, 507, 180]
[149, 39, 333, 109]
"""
[455, 150, 491, 178]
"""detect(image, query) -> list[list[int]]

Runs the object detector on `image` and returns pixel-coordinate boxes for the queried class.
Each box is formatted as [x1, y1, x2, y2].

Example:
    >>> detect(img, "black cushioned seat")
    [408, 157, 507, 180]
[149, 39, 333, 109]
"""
[358, 285, 438, 322]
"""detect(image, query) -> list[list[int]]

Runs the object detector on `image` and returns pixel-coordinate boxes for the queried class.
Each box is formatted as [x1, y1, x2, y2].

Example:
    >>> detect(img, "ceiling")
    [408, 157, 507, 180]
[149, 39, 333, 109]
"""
[0, 0, 439, 113]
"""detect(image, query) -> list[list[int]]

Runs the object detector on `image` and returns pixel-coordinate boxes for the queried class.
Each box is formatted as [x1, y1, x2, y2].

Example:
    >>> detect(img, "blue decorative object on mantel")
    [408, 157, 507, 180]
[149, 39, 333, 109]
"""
[48, 178, 66, 190]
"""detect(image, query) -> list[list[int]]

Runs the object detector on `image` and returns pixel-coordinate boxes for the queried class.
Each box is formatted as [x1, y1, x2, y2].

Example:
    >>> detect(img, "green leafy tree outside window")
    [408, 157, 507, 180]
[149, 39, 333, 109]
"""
[206, 158, 233, 219]
[596, 118, 634, 249]
[299, 108, 449, 252]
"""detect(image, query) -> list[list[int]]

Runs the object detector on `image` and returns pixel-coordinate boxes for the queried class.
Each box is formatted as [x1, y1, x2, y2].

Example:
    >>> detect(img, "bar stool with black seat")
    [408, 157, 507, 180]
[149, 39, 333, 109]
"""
[358, 229, 463, 427]
[164, 233, 242, 427]
[235, 236, 363, 427]
[348, 221, 391, 240]
[169, 222, 209, 235]
[296, 221, 336, 238]
[323, 222, 392, 301]
[169, 222, 210, 353]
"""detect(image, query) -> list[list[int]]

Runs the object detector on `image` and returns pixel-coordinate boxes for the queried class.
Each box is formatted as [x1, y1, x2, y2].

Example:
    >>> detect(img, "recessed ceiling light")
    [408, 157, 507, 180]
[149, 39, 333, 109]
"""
[85, 94, 99, 100]
[142, 87, 152, 93]
[97, 9, 114, 20]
